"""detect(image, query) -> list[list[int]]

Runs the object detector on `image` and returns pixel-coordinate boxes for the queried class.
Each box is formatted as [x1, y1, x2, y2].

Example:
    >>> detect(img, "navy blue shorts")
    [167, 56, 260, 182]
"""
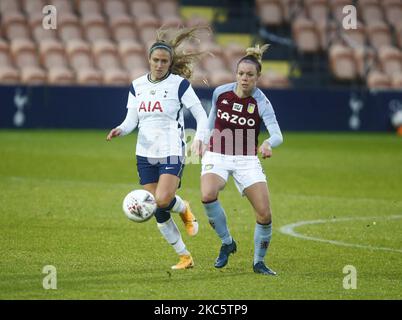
[136, 155, 185, 185]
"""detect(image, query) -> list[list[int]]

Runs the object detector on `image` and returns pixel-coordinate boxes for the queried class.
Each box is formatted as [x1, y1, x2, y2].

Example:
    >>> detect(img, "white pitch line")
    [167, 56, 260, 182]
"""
[279, 215, 402, 253]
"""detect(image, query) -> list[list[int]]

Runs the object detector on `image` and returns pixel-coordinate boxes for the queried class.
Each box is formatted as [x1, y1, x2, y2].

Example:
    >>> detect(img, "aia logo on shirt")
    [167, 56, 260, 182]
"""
[139, 101, 163, 112]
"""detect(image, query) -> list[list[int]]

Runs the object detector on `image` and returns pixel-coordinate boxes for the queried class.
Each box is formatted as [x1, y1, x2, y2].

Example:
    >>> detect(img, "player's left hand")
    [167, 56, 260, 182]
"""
[259, 141, 272, 159]
[191, 139, 207, 157]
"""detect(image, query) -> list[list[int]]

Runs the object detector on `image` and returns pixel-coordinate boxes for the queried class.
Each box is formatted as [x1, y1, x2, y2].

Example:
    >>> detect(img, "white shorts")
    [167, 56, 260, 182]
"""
[201, 151, 267, 195]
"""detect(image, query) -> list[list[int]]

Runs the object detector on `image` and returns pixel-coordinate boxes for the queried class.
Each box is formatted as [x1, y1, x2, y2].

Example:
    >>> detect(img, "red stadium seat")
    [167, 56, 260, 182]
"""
[92, 40, 122, 71]
[21, 0, 44, 15]
[2, 12, 31, 41]
[76, 0, 102, 15]
[258, 0, 284, 27]
[103, 0, 128, 18]
[82, 13, 111, 44]
[118, 40, 147, 72]
[0, 0, 21, 14]
[358, 0, 384, 24]
[329, 44, 358, 81]
[58, 13, 84, 43]
[259, 71, 290, 88]
[391, 72, 402, 89]
[292, 17, 321, 53]
[383, 0, 402, 28]
[353, 46, 377, 79]
[10, 39, 40, 68]
[109, 14, 138, 43]
[367, 21, 392, 51]
[130, 0, 154, 18]
[0, 65, 20, 84]
[20, 66, 47, 84]
[378, 46, 402, 78]
[47, 67, 75, 85]
[305, 0, 329, 24]
[367, 70, 392, 89]
[65, 39, 94, 70]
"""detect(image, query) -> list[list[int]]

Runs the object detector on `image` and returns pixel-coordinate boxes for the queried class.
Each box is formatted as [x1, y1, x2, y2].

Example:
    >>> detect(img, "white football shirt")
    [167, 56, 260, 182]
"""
[118, 73, 205, 158]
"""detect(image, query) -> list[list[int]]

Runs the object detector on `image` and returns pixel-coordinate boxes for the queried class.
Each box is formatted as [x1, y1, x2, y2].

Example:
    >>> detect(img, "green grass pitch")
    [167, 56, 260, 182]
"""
[0, 130, 401, 299]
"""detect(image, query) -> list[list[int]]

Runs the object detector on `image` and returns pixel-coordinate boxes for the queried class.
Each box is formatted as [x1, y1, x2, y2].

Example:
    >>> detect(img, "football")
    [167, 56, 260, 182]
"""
[122, 189, 156, 223]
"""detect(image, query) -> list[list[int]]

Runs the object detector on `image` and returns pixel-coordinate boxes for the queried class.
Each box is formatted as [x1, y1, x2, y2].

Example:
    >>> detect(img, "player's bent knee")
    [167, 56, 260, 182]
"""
[256, 209, 272, 224]
[201, 190, 219, 203]
[155, 194, 174, 209]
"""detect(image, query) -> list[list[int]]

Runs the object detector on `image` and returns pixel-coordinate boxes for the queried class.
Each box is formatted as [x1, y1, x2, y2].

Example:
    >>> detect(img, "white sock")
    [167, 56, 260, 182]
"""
[157, 218, 189, 255]
[171, 195, 186, 214]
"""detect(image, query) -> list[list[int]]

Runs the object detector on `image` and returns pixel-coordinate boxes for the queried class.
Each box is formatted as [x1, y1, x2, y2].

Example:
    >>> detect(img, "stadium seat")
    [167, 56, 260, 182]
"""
[47, 67, 75, 85]
[366, 70, 392, 89]
[378, 46, 402, 78]
[21, 0, 44, 15]
[129, 0, 155, 18]
[10, 39, 40, 68]
[65, 39, 94, 70]
[190, 66, 209, 87]
[50, 0, 75, 13]
[208, 70, 234, 87]
[382, 0, 402, 28]
[329, 43, 358, 81]
[76, 0, 103, 15]
[109, 14, 138, 43]
[341, 21, 367, 48]
[2, 12, 31, 41]
[102, 68, 130, 86]
[366, 21, 392, 51]
[39, 39, 69, 70]
[223, 42, 247, 72]
[358, 0, 384, 24]
[391, 72, 402, 89]
[292, 17, 321, 53]
[76, 68, 103, 85]
[257, 0, 284, 27]
[353, 46, 377, 79]
[154, 0, 180, 19]
[82, 13, 111, 43]
[278, 0, 303, 23]
[0, 65, 20, 84]
[58, 13, 84, 43]
[0, 0, 21, 14]
[316, 19, 340, 51]
[305, 0, 329, 24]
[20, 66, 47, 84]
[118, 40, 147, 72]
[128, 67, 149, 81]
[103, 0, 128, 18]
[259, 71, 290, 88]
[92, 40, 123, 71]
[135, 15, 160, 45]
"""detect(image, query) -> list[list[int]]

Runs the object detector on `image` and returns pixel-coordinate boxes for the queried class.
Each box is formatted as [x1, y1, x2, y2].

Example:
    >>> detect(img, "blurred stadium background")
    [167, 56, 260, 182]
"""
[0, 0, 401, 89]
[0, 0, 402, 132]
[1, 0, 402, 300]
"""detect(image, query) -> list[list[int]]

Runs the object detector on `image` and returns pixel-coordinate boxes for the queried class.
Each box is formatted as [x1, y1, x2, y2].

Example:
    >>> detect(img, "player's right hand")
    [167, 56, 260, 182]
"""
[106, 128, 122, 141]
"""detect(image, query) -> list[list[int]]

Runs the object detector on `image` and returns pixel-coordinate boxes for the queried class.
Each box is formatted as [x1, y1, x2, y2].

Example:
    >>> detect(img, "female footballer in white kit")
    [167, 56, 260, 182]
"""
[201, 44, 283, 275]
[107, 27, 208, 270]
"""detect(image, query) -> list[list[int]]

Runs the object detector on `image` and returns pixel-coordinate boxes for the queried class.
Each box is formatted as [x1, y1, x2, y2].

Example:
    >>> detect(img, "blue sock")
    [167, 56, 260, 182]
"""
[203, 200, 232, 245]
[154, 197, 177, 223]
[254, 222, 272, 265]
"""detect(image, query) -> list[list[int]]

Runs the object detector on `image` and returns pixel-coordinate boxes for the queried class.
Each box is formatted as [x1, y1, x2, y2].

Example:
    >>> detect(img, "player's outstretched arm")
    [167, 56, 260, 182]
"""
[106, 128, 122, 141]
